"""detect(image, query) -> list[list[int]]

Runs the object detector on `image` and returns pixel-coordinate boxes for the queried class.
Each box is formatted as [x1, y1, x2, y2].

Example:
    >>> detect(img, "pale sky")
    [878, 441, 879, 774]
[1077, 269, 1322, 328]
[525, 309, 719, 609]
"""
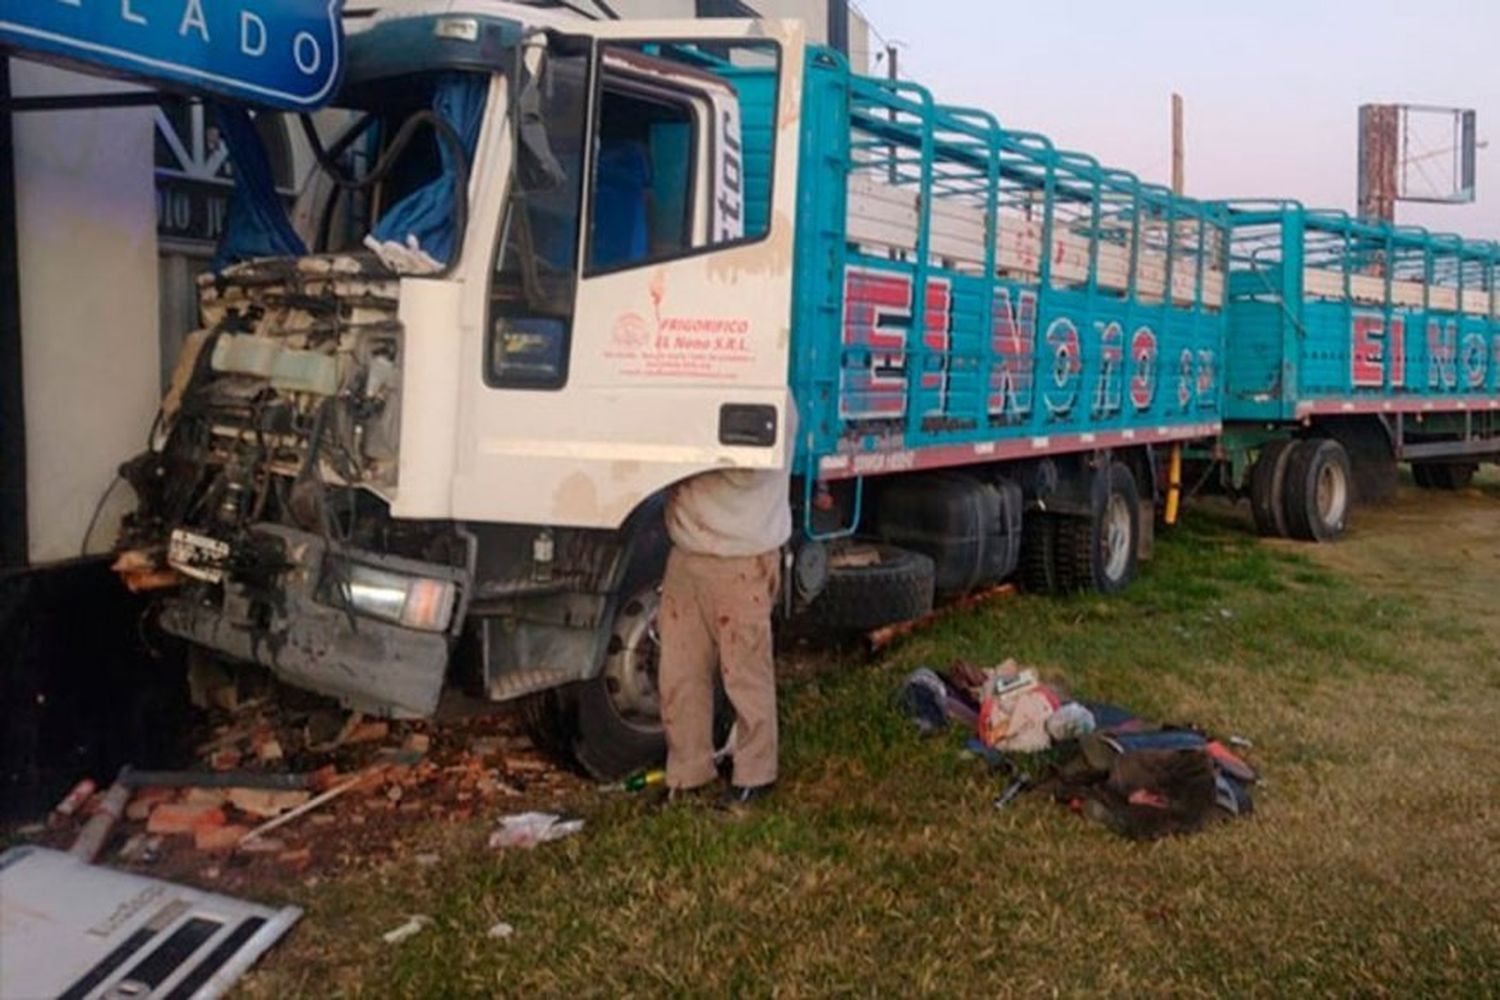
[849, 0, 1499, 239]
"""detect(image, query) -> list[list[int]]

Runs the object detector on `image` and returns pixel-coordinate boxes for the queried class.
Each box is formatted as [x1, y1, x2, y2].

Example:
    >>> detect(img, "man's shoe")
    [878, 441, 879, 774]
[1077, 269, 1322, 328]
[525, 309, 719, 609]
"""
[717, 784, 775, 812]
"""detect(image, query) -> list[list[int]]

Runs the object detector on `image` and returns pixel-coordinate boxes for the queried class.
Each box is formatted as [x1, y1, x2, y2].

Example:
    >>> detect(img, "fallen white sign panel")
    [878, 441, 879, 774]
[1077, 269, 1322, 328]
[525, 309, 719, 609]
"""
[0, 846, 301, 999]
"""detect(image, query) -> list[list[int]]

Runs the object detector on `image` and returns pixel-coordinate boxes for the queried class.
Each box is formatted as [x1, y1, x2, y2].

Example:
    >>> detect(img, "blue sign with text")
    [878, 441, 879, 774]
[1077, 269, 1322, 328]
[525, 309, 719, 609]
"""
[0, 0, 345, 110]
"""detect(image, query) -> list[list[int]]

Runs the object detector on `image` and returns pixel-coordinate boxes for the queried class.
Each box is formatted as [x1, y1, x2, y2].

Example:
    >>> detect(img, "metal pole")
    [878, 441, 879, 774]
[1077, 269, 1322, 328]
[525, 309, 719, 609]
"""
[1171, 93, 1185, 195]
[0, 57, 28, 569]
[887, 44, 899, 184]
[1358, 104, 1399, 223]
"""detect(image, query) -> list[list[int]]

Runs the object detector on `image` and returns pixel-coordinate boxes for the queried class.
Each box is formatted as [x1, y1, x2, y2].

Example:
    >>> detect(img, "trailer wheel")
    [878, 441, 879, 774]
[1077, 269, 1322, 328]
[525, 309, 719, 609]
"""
[1413, 462, 1476, 491]
[1018, 513, 1062, 594]
[1282, 438, 1353, 542]
[796, 543, 936, 633]
[1057, 461, 1140, 594]
[1249, 439, 1297, 538]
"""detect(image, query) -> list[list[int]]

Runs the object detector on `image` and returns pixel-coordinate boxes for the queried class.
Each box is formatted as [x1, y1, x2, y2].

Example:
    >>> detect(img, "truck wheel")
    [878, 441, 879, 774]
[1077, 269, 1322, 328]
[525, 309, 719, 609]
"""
[569, 582, 734, 782]
[1282, 438, 1353, 542]
[1249, 439, 1297, 538]
[1414, 462, 1476, 491]
[572, 585, 670, 781]
[1018, 513, 1061, 594]
[1057, 461, 1140, 595]
[796, 543, 935, 633]
[517, 687, 578, 763]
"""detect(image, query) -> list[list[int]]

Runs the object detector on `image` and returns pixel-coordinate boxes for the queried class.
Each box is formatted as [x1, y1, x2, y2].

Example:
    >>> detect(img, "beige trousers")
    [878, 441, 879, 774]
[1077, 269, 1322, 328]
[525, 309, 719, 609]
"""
[658, 547, 781, 790]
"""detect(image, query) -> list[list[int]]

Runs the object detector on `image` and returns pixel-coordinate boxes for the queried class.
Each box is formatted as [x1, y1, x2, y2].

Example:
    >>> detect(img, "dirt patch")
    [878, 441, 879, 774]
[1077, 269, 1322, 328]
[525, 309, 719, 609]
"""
[27, 694, 586, 899]
[1297, 472, 1500, 643]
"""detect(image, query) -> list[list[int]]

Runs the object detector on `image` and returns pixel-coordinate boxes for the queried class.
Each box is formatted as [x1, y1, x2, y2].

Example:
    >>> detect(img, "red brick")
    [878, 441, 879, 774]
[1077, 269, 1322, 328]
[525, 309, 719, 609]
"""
[194, 824, 250, 853]
[346, 721, 390, 745]
[306, 765, 340, 792]
[209, 749, 242, 771]
[126, 787, 177, 822]
[147, 803, 227, 836]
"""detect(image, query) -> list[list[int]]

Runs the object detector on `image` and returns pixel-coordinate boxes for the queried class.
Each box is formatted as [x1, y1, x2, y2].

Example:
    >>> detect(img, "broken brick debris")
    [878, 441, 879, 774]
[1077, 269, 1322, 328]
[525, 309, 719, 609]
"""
[345, 721, 391, 745]
[227, 788, 312, 819]
[36, 704, 580, 889]
[148, 803, 227, 836]
[195, 824, 252, 853]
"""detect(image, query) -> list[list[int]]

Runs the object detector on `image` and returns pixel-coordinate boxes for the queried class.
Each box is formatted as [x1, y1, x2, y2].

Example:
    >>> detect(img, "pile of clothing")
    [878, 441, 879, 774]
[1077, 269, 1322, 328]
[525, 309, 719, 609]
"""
[900, 661, 1259, 840]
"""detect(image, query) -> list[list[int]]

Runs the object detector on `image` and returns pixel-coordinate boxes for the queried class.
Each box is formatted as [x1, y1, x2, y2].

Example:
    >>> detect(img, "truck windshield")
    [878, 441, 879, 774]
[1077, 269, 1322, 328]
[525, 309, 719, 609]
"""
[300, 69, 492, 269]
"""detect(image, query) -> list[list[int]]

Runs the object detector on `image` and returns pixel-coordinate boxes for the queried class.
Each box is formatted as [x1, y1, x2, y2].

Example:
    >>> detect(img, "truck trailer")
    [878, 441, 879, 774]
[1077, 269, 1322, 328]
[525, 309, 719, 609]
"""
[110, 2, 1491, 780]
[1217, 204, 1500, 541]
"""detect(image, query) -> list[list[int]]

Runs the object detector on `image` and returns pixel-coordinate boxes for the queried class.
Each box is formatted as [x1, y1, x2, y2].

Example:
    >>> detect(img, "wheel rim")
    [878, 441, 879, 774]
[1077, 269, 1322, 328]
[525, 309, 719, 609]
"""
[1315, 460, 1349, 527]
[602, 587, 662, 731]
[1101, 492, 1133, 581]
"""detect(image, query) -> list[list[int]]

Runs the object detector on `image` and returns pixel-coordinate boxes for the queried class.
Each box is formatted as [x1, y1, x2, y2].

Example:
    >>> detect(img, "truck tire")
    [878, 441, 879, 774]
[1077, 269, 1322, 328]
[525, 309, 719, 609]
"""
[796, 543, 935, 633]
[572, 584, 670, 781]
[1018, 513, 1061, 594]
[567, 581, 735, 782]
[1056, 461, 1140, 595]
[1413, 462, 1476, 491]
[517, 687, 577, 762]
[1282, 438, 1353, 542]
[1249, 438, 1297, 538]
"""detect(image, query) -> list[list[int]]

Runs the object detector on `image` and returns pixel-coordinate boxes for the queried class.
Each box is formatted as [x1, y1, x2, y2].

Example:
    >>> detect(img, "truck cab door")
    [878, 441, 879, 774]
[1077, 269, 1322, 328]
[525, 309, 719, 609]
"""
[447, 19, 806, 531]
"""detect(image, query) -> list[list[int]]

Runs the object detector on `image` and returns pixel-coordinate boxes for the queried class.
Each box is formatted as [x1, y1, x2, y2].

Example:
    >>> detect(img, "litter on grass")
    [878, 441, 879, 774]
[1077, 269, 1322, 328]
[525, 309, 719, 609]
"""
[487, 921, 516, 940]
[901, 659, 1259, 840]
[382, 915, 433, 945]
[489, 812, 585, 850]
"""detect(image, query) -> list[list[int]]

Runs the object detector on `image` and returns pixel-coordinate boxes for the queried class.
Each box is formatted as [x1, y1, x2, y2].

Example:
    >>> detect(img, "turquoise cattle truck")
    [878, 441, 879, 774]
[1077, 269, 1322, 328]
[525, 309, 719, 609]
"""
[104, 4, 1492, 780]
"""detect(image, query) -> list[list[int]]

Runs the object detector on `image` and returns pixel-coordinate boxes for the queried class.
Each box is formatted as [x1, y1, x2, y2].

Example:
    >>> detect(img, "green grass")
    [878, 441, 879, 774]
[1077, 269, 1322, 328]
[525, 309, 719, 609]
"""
[245, 490, 1500, 998]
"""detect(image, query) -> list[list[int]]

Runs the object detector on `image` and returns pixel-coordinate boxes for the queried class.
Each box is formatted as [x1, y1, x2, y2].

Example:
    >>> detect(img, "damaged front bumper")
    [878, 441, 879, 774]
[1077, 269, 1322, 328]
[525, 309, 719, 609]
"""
[157, 525, 472, 718]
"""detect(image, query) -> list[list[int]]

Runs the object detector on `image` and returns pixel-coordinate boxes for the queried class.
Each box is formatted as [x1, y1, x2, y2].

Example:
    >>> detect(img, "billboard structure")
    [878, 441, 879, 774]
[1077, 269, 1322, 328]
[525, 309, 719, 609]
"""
[1359, 104, 1478, 222]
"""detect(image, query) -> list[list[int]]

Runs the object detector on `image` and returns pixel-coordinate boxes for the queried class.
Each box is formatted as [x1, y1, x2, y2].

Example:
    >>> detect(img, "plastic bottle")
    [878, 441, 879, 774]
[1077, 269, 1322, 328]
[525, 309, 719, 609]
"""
[621, 769, 667, 793]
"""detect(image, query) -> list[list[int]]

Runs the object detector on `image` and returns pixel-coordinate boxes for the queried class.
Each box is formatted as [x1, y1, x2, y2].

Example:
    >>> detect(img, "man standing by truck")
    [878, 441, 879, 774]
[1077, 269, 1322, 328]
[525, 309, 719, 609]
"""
[657, 408, 796, 808]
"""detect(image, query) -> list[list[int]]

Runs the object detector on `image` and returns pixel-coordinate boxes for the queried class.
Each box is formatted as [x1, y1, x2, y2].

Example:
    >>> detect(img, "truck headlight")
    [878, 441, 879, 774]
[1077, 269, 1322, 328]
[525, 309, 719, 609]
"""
[325, 560, 458, 633]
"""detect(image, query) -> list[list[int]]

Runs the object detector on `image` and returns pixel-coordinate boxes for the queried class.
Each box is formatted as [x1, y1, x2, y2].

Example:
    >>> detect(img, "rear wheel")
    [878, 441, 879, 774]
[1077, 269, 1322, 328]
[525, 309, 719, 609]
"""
[1018, 513, 1061, 594]
[1056, 461, 1140, 595]
[1283, 438, 1353, 542]
[1249, 438, 1297, 538]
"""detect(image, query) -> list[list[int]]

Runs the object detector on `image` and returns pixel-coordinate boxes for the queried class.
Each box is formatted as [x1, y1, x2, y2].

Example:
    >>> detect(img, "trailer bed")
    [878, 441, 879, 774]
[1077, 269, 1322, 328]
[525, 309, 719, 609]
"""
[1223, 204, 1500, 425]
[790, 53, 1228, 489]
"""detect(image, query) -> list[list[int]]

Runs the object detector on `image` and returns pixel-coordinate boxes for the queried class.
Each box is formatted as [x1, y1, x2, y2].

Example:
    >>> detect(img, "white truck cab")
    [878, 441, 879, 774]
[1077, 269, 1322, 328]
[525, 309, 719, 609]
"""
[118, 3, 806, 778]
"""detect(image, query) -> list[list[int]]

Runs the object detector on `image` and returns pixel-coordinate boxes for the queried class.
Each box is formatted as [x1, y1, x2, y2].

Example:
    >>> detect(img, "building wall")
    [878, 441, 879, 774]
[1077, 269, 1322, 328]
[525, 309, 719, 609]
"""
[9, 60, 159, 565]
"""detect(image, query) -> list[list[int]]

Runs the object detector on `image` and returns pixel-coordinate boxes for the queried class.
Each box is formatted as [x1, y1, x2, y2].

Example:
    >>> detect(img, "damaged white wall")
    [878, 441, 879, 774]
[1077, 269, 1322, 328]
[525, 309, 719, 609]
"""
[10, 60, 159, 565]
